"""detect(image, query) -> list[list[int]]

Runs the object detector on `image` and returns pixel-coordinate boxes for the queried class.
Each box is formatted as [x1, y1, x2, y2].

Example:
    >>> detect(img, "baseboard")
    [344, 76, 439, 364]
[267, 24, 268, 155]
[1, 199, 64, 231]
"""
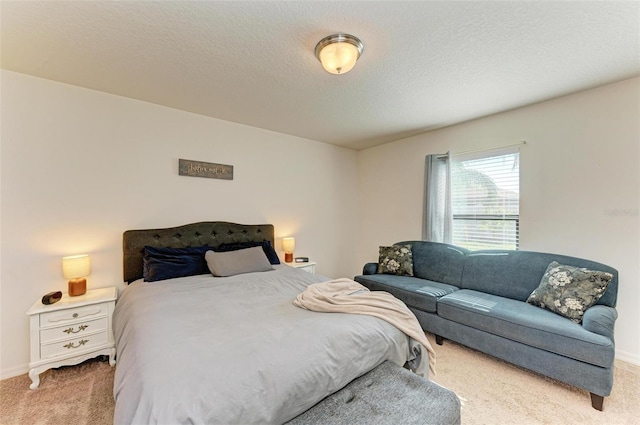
[615, 349, 640, 366]
[1, 364, 29, 381]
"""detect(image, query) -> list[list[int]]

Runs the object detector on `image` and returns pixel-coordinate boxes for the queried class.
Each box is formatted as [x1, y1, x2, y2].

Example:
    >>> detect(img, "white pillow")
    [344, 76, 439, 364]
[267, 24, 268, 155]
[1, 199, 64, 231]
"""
[205, 246, 274, 277]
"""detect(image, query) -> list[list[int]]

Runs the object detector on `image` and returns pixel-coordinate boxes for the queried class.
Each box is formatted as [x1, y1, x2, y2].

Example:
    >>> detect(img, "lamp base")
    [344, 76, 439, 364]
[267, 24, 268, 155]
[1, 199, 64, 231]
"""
[284, 252, 293, 263]
[68, 278, 87, 296]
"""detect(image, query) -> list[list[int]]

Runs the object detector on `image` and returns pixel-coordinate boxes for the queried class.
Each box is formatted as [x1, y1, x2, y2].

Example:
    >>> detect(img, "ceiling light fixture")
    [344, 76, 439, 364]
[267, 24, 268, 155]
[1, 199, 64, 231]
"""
[314, 33, 364, 75]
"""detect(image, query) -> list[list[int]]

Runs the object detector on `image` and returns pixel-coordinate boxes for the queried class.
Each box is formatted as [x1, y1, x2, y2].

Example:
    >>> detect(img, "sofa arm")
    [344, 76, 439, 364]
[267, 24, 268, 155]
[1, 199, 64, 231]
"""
[363, 263, 378, 275]
[582, 305, 618, 341]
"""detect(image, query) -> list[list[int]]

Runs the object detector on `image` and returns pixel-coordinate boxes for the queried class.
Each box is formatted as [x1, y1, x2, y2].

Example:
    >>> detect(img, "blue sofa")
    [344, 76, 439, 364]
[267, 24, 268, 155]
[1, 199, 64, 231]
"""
[354, 241, 618, 411]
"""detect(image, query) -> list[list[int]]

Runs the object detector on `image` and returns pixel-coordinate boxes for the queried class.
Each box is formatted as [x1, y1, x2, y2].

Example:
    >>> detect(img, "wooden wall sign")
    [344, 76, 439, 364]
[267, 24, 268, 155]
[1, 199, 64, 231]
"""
[179, 159, 233, 180]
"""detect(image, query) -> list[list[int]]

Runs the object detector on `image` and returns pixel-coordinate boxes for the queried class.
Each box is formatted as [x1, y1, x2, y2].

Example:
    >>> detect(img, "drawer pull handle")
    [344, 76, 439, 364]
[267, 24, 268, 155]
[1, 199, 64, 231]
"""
[63, 325, 88, 334]
[63, 339, 88, 349]
[45, 307, 101, 322]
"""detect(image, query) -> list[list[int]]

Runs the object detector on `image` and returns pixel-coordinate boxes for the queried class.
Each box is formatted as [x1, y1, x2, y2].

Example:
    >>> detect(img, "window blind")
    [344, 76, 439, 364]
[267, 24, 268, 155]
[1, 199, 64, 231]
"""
[451, 149, 520, 250]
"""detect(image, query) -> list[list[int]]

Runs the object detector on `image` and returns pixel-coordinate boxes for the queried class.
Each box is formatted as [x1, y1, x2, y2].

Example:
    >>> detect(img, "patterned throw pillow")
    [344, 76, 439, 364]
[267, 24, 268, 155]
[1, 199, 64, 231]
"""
[526, 261, 613, 323]
[377, 245, 414, 276]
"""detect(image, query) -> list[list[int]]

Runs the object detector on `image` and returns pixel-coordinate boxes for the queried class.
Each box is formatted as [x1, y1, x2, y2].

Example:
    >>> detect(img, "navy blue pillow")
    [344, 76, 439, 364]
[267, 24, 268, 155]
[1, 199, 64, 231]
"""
[143, 246, 210, 282]
[215, 241, 280, 265]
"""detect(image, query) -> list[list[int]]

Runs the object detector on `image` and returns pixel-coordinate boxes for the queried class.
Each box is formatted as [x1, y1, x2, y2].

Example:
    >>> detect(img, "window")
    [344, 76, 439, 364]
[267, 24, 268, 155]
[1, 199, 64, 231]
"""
[451, 149, 520, 250]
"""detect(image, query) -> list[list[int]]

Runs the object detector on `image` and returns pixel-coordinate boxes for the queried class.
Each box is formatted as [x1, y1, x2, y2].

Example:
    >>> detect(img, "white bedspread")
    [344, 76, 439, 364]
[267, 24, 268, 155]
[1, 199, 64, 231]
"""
[113, 266, 426, 424]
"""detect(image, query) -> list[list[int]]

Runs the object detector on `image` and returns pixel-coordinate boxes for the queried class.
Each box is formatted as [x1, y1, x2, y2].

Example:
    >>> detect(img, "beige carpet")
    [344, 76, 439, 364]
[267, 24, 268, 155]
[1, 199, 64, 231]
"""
[1, 335, 639, 425]
[0, 358, 114, 425]
[428, 334, 640, 425]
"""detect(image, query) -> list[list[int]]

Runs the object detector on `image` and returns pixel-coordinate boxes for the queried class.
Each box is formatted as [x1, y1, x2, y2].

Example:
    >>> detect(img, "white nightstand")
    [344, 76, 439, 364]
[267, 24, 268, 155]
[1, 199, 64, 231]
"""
[289, 261, 317, 274]
[26, 287, 117, 389]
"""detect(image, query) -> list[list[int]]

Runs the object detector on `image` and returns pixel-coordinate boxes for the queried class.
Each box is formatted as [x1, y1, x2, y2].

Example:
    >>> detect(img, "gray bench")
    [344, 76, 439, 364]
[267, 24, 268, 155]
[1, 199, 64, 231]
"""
[287, 361, 461, 425]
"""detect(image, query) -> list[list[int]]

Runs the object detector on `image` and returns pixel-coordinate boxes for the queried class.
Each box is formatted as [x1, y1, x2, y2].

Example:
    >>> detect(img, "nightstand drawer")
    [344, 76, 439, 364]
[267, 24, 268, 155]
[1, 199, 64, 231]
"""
[298, 265, 315, 273]
[290, 261, 316, 274]
[40, 304, 106, 327]
[40, 317, 108, 344]
[41, 331, 109, 359]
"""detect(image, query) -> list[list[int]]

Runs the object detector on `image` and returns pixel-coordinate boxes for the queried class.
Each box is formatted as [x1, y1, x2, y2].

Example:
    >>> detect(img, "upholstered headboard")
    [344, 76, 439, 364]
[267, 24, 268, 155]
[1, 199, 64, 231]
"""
[123, 221, 275, 283]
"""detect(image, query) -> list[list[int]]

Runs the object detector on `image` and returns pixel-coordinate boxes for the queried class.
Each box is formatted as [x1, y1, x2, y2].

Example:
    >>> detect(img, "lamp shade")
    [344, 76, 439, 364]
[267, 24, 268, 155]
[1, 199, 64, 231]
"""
[315, 34, 364, 75]
[282, 237, 296, 253]
[62, 254, 91, 279]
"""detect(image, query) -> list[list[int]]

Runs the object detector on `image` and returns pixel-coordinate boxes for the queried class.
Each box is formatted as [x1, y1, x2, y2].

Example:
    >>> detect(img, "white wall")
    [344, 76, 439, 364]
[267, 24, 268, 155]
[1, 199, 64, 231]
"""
[0, 70, 359, 378]
[356, 77, 640, 364]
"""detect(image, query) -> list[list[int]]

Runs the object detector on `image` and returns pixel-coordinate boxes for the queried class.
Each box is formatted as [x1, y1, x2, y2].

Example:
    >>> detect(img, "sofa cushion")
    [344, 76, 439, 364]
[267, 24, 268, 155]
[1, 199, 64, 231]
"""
[526, 261, 613, 323]
[437, 290, 614, 367]
[397, 241, 468, 286]
[355, 274, 459, 313]
[460, 250, 618, 306]
[377, 245, 414, 276]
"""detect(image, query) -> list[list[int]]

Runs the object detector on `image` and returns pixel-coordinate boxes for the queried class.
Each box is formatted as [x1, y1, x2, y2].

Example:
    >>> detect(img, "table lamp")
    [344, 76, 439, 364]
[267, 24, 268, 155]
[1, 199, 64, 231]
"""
[282, 237, 295, 263]
[62, 254, 91, 296]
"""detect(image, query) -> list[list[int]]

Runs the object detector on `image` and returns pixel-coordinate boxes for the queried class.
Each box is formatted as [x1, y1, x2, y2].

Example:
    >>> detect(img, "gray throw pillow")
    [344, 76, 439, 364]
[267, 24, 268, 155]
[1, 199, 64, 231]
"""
[205, 247, 274, 277]
[377, 245, 414, 276]
[526, 261, 613, 323]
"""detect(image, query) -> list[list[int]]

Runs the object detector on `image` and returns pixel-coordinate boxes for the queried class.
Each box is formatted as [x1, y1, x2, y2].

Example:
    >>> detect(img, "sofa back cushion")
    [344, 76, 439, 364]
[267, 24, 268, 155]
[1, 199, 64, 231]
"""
[461, 250, 618, 306]
[397, 241, 468, 286]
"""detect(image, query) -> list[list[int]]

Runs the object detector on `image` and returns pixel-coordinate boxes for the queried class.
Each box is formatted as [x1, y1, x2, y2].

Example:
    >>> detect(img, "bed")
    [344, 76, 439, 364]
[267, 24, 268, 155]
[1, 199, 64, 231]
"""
[113, 222, 431, 424]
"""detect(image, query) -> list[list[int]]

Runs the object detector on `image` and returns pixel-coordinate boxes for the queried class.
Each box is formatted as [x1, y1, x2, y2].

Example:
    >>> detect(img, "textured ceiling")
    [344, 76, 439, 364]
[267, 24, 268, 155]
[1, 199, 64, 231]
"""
[2, 1, 639, 150]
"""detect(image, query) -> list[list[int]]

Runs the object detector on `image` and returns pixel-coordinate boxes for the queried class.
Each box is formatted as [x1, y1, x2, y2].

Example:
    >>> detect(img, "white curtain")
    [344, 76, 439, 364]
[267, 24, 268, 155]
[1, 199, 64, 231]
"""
[422, 152, 452, 243]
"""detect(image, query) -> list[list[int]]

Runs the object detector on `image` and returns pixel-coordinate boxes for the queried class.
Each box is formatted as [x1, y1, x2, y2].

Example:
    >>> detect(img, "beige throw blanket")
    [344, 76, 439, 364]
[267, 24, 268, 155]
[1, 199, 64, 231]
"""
[294, 278, 436, 377]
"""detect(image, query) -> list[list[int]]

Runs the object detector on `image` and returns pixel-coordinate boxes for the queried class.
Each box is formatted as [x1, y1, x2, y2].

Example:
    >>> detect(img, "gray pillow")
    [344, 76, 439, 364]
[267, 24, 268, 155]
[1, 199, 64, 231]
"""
[205, 247, 274, 277]
[377, 244, 414, 276]
[526, 261, 613, 323]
